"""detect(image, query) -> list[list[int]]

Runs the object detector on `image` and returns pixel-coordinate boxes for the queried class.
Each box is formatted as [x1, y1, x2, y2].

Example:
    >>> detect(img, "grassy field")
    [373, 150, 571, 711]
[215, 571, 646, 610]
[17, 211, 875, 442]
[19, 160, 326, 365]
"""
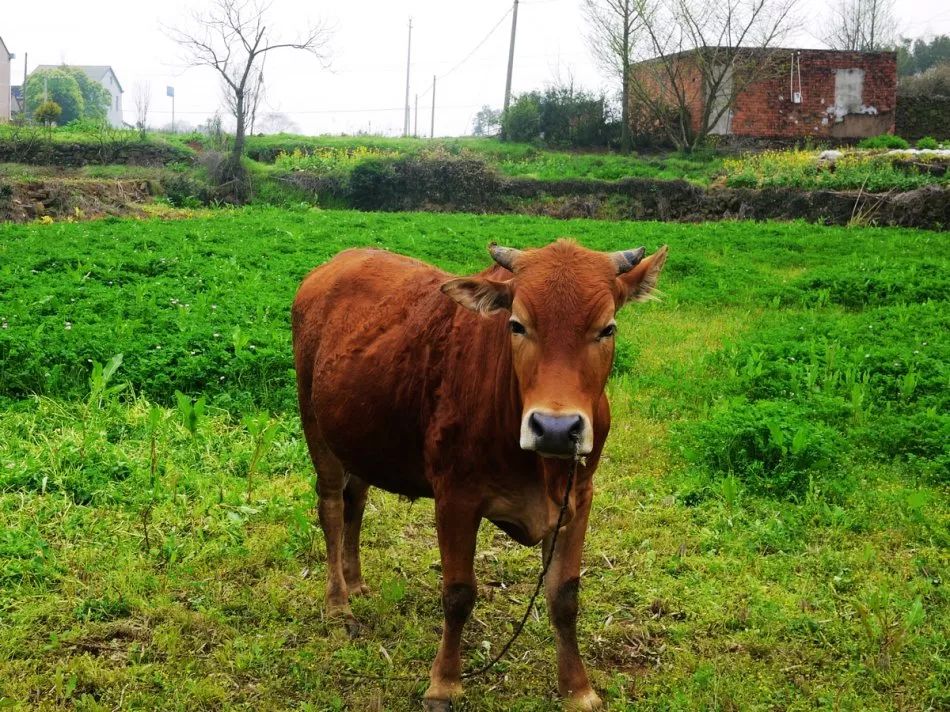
[254, 135, 725, 185]
[0, 208, 947, 710]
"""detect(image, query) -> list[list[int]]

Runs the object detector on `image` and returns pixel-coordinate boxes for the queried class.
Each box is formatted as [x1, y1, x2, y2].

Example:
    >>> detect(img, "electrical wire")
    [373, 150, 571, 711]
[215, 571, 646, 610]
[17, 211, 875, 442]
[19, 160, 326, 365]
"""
[414, 5, 513, 99]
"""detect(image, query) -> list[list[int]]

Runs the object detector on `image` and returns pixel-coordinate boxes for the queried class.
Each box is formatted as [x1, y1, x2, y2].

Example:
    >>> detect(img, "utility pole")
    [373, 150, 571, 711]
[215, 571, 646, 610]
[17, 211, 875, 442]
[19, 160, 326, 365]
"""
[503, 0, 519, 112]
[414, 94, 418, 137]
[167, 86, 176, 133]
[403, 18, 413, 137]
[430, 75, 436, 138]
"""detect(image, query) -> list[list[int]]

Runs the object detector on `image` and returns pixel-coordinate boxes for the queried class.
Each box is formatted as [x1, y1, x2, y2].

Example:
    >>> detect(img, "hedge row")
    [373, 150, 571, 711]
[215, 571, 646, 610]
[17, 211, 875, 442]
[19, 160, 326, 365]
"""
[896, 96, 950, 140]
[0, 138, 194, 166]
[277, 154, 949, 229]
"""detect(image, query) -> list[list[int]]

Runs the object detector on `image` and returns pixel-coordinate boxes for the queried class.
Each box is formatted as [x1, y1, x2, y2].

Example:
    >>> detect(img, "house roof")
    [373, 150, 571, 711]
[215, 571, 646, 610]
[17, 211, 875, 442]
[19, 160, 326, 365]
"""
[0, 35, 11, 60]
[633, 46, 896, 66]
[33, 64, 124, 93]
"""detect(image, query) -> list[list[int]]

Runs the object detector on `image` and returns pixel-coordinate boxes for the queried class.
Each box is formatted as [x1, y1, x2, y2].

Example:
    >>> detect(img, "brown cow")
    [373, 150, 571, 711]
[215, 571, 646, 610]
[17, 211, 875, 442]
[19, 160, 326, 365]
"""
[292, 239, 667, 710]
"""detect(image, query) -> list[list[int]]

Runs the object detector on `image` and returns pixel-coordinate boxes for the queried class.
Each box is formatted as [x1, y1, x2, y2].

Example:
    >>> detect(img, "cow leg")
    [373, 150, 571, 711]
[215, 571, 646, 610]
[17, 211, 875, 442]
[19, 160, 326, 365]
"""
[543, 485, 601, 711]
[423, 501, 480, 710]
[342, 474, 371, 596]
[313, 449, 359, 635]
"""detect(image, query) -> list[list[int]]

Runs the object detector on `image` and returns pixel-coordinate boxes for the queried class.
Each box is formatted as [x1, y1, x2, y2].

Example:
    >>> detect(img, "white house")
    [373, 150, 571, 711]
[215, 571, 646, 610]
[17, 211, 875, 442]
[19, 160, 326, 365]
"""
[33, 64, 125, 127]
[0, 36, 12, 121]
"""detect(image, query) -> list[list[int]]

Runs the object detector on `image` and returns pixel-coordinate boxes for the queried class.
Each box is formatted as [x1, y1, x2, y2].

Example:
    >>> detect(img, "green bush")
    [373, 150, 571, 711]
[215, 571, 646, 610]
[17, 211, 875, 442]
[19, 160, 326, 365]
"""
[160, 173, 212, 207]
[349, 154, 502, 211]
[25, 68, 85, 124]
[33, 101, 62, 129]
[679, 399, 842, 498]
[348, 157, 401, 210]
[858, 134, 910, 149]
[916, 136, 939, 149]
[864, 411, 949, 480]
[502, 95, 542, 143]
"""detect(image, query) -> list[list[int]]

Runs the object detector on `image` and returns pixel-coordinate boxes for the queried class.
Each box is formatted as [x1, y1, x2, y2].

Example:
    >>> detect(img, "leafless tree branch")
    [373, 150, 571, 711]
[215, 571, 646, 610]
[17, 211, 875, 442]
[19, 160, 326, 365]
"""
[167, 0, 330, 173]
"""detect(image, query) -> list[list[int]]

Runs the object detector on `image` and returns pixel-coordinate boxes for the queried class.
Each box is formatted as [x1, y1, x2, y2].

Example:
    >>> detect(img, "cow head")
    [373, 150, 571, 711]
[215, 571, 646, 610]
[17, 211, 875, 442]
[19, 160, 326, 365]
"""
[442, 240, 668, 458]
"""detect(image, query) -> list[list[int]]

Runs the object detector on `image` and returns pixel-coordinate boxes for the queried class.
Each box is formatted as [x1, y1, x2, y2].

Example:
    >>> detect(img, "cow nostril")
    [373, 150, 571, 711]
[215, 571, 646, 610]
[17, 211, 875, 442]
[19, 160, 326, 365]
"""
[567, 416, 583, 441]
[528, 412, 545, 437]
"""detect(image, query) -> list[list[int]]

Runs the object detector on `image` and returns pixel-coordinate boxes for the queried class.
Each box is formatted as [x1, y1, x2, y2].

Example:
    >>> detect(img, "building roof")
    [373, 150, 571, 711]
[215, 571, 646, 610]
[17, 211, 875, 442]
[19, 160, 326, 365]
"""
[634, 46, 896, 66]
[33, 64, 124, 93]
[0, 35, 11, 60]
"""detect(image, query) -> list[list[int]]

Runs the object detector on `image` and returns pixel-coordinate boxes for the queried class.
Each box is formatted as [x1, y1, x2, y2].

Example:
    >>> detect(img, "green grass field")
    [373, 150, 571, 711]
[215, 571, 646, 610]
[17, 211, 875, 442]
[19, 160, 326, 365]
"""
[0, 208, 947, 710]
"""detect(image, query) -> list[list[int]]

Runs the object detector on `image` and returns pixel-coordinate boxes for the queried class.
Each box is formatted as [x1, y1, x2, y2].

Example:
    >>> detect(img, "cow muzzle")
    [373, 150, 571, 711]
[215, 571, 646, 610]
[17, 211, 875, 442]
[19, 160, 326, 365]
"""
[520, 409, 593, 458]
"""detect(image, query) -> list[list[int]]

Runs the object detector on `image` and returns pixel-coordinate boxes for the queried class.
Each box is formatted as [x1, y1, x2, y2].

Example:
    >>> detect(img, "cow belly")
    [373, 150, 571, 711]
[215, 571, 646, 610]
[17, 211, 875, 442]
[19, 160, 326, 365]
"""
[311, 357, 433, 498]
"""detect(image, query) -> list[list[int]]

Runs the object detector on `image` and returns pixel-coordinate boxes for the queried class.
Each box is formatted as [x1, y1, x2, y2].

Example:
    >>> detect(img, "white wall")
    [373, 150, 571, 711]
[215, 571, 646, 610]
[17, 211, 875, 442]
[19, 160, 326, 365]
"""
[0, 50, 11, 121]
[102, 70, 123, 127]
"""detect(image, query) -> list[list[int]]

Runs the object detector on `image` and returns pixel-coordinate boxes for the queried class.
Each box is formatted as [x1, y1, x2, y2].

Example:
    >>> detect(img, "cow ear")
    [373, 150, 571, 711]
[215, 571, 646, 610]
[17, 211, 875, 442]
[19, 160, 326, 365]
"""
[441, 277, 513, 314]
[616, 246, 668, 306]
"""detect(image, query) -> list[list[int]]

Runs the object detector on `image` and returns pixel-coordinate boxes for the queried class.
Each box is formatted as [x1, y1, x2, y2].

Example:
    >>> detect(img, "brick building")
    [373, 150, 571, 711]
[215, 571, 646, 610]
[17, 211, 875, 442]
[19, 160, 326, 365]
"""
[630, 48, 897, 141]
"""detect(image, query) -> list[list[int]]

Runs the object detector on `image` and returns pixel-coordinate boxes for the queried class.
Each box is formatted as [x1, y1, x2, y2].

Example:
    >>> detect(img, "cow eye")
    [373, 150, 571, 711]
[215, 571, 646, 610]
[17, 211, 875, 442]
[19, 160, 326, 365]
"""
[509, 320, 526, 335]
[598, 324, 617, 339]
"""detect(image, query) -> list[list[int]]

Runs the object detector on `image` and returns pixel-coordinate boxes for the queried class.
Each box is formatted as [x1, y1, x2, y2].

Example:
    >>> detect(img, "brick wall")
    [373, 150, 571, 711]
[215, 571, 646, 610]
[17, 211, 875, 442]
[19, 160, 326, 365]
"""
[730, 50, 896, 138]
[629, 57, 704, 139]
[629, 49, 897, 141]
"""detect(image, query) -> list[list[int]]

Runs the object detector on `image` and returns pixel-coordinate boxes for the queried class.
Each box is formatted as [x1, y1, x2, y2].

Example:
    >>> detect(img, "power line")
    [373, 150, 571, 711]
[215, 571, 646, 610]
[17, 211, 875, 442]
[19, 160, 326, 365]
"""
[439, 7, 513, 82]
[412, 4, 513, 102]
[148, 103, 487, 116]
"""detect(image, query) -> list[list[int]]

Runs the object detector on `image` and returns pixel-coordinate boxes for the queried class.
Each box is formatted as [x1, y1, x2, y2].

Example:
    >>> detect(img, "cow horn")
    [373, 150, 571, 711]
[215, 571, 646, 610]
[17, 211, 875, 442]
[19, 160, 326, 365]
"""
[610, 247, 646, 275]
[489, 243, 522, 272]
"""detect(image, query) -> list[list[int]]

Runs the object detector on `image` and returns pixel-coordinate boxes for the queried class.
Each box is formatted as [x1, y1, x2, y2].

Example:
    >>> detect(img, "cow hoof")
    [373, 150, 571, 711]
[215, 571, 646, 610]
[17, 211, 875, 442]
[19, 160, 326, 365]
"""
[343, 614, 362, 639]
[326, 605, 361, 639]
[564, 688, 602, 711]
[423, 680, 462, 711]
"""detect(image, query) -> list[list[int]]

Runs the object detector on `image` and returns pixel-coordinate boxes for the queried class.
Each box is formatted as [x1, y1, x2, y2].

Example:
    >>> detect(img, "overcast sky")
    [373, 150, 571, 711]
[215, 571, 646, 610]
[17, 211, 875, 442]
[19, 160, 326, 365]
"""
[3, 0, 949, 136]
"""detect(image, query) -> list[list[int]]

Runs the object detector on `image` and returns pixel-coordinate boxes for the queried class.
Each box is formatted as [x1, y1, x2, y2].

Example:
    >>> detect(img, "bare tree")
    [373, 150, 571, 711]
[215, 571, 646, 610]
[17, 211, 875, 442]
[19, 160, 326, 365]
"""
[823, 0, 896, 52]
[582, 0, 642, 152]
[627, 0, 800, 150]
[169, 0, 330, 176]
[133, 82, 152, 137]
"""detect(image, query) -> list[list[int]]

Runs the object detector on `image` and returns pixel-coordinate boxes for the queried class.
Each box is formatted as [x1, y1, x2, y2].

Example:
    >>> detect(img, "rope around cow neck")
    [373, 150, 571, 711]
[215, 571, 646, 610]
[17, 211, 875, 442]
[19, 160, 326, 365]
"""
[339, 446, 581, 684]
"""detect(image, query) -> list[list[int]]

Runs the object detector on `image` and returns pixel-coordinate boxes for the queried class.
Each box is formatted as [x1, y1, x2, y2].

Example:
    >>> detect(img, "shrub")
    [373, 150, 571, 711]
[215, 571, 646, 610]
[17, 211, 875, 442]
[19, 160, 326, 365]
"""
[858, 134, 910, 149]
[502, 95, 542, 143]
[898, 62, 950, 98]
[864, 411, 950, 479]
[348, 157, 402, 210]
[34, 101, 63, 137]
[502, 88, 614, 148]
[916, 136, 939, 149]
[160, 173, 211, 207]
[24, 68, 84, 124]
[349, 154, 502, 211]
[679, 399, 842, 498]
[34, 101, 63, 126]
